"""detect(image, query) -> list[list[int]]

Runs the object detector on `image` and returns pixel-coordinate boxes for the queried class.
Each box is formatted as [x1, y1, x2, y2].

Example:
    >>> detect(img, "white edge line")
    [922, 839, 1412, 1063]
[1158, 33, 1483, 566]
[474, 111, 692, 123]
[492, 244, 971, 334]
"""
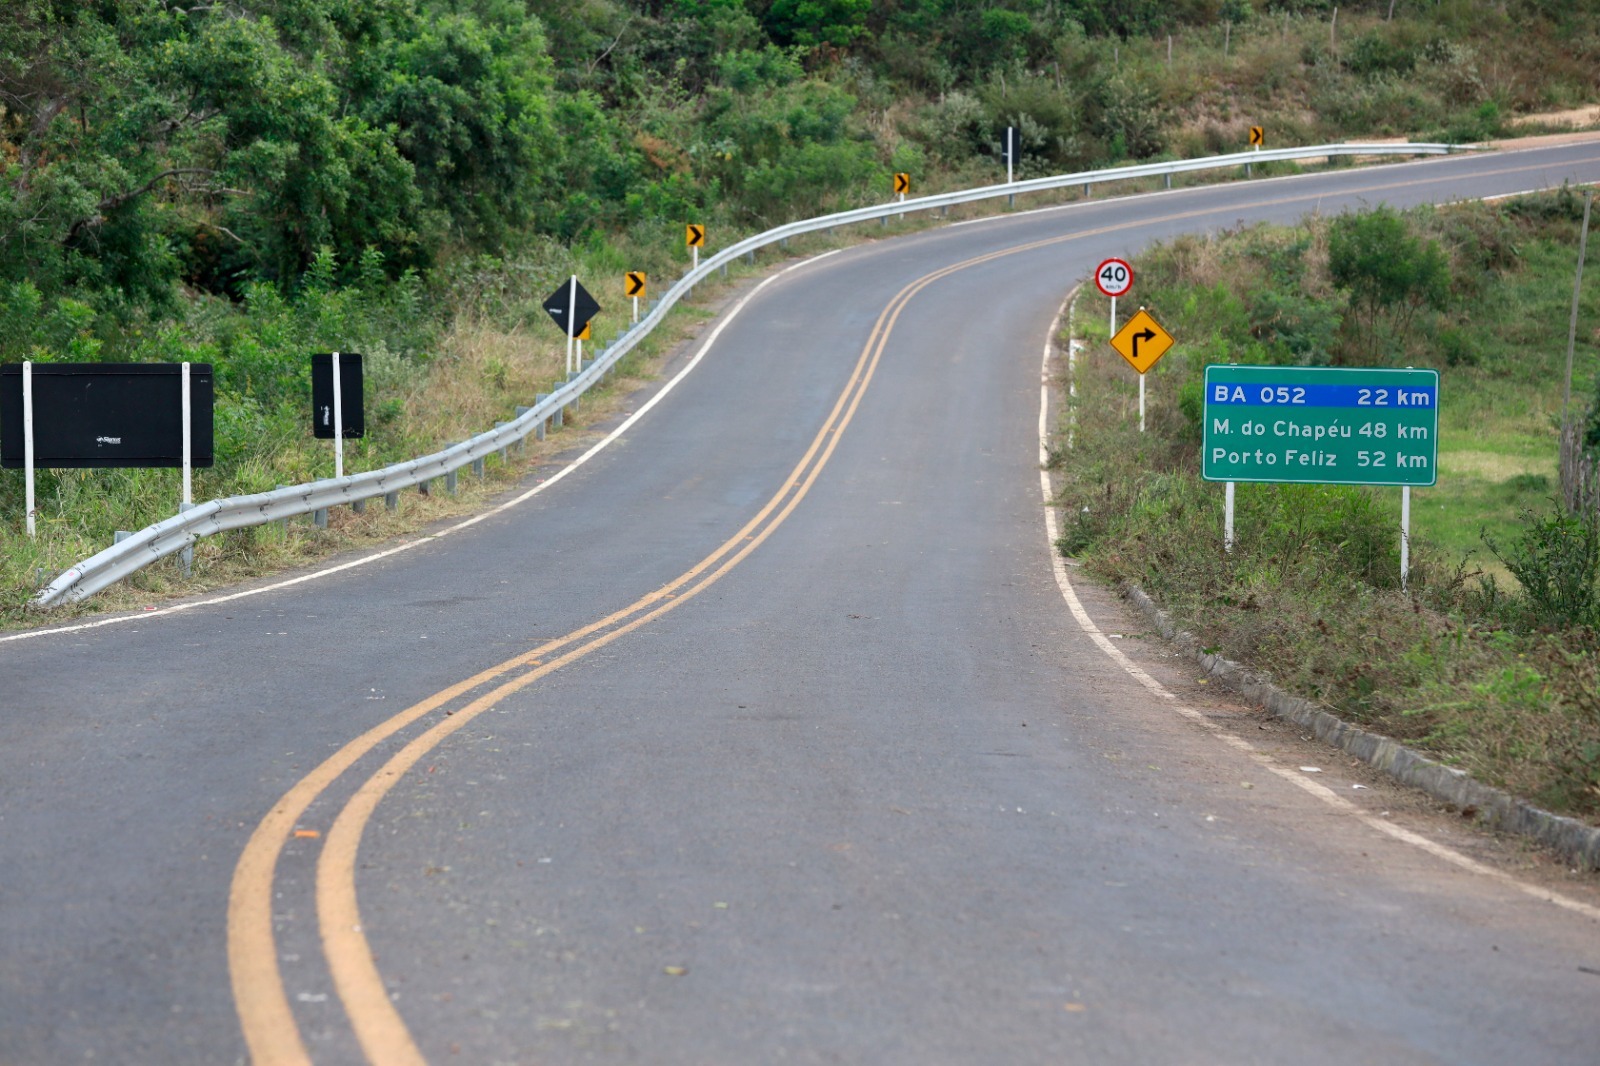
[2, 250, 844, 646]
[1036, 286, 1600, 923]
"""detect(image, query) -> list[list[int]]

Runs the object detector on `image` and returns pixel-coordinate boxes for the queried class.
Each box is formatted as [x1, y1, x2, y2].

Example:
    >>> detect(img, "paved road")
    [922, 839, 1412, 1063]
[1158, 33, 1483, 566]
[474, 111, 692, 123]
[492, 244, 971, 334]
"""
[5, 143, 1600, 1065]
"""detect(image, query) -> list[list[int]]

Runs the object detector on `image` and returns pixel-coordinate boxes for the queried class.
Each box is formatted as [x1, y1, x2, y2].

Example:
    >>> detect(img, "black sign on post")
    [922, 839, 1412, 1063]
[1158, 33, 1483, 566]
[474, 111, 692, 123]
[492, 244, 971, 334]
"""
[542, 279, 601, 337]
[311, 353, 365, 439]
[1, 363, 214, 468]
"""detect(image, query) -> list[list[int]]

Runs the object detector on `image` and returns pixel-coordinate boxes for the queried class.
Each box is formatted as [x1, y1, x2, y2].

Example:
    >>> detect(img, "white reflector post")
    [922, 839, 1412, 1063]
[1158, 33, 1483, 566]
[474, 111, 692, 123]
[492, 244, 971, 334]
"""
[23, 359, 35, 538]
[181, 361, 192, 506]
[332, 350, 344, 480]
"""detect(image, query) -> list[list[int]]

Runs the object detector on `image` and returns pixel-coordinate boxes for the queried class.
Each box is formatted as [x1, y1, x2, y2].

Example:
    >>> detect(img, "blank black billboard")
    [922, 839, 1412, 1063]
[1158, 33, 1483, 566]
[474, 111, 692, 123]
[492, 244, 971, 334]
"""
[1, 363, 214, 469]
[311, 353, 365, 439]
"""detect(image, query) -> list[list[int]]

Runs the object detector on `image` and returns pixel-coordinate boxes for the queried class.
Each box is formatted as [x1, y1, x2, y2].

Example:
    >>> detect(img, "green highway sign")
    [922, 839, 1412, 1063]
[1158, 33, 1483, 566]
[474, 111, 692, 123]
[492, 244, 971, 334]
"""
[1202, 365, 1439, 486]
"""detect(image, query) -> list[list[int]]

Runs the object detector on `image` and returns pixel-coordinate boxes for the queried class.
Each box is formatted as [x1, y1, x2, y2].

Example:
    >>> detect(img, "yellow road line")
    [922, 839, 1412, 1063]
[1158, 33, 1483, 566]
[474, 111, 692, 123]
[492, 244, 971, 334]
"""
[313, 243, 983, 1066]
[230, 155, 1600, 1064]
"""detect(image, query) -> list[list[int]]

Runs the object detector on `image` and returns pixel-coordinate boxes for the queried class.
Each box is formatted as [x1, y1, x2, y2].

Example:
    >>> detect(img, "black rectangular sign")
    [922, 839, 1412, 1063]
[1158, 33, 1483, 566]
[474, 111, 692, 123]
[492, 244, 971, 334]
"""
[311, 353, 365, 439]
[1, 363, 214, 469]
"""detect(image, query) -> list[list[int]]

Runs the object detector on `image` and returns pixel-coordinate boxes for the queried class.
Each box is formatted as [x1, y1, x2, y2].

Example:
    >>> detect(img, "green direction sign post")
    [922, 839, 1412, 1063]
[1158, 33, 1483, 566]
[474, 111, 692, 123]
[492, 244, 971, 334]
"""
[1202, 365, 1438, 487]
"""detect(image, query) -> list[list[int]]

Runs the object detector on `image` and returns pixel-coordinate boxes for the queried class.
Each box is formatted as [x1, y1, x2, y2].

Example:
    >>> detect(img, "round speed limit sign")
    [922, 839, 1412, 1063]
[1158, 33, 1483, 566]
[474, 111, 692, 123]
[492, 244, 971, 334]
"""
[1095, 258, 1133, 298]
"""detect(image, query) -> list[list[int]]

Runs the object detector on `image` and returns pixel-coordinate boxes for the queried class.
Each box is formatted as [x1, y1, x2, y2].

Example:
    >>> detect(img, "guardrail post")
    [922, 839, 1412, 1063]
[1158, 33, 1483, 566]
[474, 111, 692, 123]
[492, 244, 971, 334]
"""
[1084, 182, 1092, 198]
[114, 530, 132, 544]
[1165, 173, 1172, 189]
[273, 487, 289, 532]
[553, 404, 564, 430]
[721, 263, 728, 277]
[312, 507, 328, 529]
[494, 422, 511, 462]
[175, 503, 196, 577]
[515, 406, 532, 451]
[780, 237, 789, 250]
[418, 478, 431, 497]
[385, 490, 399, 512]
[352, 498, 366, 514]
[746, 250, 755, 265]
[533, 398, 548, 440]
[445, 467, 458, 495]
[1245, 162, 1253, 178]
[471, 457, 485, 479]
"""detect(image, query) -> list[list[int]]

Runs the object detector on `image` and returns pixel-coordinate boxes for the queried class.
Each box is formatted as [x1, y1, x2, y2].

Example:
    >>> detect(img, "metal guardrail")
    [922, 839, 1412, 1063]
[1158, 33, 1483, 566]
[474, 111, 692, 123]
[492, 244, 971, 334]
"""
[33, 142, 1469, 607]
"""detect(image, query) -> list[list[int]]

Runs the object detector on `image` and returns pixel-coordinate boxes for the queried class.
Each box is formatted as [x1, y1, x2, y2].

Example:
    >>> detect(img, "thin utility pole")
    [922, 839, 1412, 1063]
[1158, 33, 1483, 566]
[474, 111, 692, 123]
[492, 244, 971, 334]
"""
[1561, 188, 1594, 433]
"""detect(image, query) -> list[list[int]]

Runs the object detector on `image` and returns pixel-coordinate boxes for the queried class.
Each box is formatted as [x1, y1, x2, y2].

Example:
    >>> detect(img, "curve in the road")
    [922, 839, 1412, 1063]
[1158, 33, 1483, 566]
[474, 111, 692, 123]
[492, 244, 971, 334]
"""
[234, 232, 1086, 1062]
[235, 151, 1600, 1063]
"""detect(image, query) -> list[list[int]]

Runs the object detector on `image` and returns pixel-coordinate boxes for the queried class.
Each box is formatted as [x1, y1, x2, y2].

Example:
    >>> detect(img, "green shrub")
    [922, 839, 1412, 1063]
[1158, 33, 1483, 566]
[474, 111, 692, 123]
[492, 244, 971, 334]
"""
[1484, 506, 1600, 630]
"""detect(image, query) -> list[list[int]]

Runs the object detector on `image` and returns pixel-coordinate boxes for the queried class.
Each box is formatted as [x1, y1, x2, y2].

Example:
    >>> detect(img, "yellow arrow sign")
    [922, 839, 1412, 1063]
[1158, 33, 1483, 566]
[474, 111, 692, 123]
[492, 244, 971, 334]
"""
[1110, 308, 1175, 375]
[894, 172, 910, 195]
[626, 271, 646, 298]
[685, 224, 705, 247]
[1249, 125, 1264, 148]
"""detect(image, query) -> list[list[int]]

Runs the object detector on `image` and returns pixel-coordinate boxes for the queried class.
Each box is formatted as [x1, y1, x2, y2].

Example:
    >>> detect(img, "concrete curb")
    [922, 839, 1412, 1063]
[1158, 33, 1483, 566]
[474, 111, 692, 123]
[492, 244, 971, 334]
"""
[1121, 582, 1600, 871]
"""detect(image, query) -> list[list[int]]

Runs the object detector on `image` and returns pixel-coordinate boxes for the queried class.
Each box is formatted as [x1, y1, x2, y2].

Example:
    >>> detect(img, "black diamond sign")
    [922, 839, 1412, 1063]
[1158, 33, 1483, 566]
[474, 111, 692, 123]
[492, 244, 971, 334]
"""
[543, 278, 601, 337]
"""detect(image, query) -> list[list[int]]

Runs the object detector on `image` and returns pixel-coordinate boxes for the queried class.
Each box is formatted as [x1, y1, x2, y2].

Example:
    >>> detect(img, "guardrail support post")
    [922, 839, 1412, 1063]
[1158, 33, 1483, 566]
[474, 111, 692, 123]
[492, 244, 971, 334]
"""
[1084, 182, 1092, 198]
[352, 498, 366, 514]
[385, 491, 399, 512]
[746, 251, 755, 265]
[114, 530, 132, 544]
[445, 468, 458, 495]
[176, 501, 197, 577]
[1245, 162, 1253, 178]
[418, 478, 431, 497]
[312, 507, 328, 529]
[1165, 173, 1172, 189]
[515, 407, 533, 451]
[553, 405, 564, 430]
[471, 457, 485, 479]
[780, 237, 789, 250]
[273, 487, 288, 532]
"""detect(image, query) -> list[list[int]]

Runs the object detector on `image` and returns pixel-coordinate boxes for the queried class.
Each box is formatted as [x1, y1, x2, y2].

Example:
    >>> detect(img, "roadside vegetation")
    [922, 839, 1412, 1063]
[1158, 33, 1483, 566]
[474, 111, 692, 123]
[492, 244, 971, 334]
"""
[1053, 186, 1600, 822]
[2, 0, 1598, 618]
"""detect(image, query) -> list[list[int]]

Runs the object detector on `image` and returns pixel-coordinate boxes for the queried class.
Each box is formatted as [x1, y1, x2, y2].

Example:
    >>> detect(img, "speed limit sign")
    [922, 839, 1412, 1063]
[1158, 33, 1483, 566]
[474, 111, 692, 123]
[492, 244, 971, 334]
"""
[1095, 258, 1133, 298]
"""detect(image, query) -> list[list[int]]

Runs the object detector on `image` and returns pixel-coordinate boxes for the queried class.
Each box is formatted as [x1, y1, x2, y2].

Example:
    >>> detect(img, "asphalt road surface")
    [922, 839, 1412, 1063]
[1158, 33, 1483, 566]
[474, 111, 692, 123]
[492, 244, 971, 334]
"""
[6, 142, 1600, 1065]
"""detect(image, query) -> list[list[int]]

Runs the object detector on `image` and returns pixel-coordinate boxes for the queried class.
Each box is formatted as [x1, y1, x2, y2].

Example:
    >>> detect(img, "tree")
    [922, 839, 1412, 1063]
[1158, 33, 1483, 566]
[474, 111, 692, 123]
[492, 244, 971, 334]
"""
[1328, 208, 1450, 360]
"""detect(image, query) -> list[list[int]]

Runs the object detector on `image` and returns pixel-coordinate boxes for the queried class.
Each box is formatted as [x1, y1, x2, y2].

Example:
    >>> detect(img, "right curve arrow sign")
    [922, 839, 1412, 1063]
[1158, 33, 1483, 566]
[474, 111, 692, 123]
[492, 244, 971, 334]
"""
[1111, 310, 1174, 375]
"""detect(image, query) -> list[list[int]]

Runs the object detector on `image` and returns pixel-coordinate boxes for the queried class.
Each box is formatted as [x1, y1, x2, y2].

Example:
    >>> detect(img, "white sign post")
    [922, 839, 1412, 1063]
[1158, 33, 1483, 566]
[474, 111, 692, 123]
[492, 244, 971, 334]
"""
[22, 360, 34, 538]
[331, 351, 344, 480]
[564, 275, 578, 376]
[181, 361, 193, 504]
